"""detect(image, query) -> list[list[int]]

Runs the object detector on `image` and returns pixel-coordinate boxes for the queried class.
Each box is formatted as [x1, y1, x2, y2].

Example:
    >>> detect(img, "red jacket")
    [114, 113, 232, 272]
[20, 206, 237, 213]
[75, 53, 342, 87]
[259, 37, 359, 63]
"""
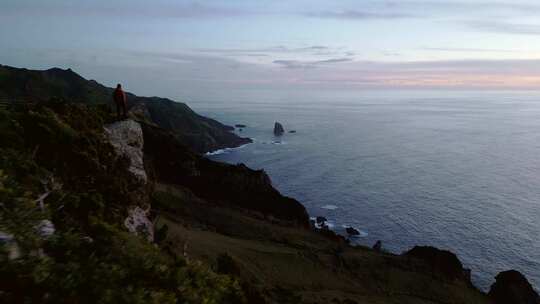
[113, 87, 126, 105]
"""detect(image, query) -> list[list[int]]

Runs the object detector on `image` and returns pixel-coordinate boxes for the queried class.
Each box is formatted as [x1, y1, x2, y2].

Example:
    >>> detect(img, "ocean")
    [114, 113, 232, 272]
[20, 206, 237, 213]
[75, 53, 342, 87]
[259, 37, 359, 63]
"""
[191, 89, 540, 291]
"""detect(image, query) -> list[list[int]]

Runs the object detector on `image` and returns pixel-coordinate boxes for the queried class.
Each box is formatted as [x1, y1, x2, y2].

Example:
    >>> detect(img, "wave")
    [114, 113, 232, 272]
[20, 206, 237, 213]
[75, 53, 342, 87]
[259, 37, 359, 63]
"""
[341, 225, 369, 237]
[320, 204, 338, 210]
[309, 217, 368, 238]
[205, 142, 252, 156]
[309, 217, 335, 229]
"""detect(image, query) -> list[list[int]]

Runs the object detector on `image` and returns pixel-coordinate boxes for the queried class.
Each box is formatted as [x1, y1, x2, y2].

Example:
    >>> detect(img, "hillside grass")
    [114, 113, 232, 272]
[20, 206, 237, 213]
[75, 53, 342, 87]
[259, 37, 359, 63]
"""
[152, 184, 489, 304]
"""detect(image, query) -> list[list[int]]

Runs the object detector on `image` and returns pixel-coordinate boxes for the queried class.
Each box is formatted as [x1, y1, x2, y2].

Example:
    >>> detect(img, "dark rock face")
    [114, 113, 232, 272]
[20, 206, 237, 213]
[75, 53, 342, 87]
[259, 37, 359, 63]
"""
[345, 227, 360, 236]
[404, 246, 470, 282]
[488, 270, 540, 304]
[316, 216, 327, 224]
[372, 240, 382, 252]
[141, 99, 252, 153]
[141, 123, 309, 227]
[274, 122, 284, 136]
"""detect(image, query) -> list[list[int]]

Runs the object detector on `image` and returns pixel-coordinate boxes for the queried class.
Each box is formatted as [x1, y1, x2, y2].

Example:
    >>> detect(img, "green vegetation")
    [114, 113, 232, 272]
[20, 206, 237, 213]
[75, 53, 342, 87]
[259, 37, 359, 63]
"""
[0, 102, 245, 303]
[152, 185, 489, 304]
[1, 66, 534, 303]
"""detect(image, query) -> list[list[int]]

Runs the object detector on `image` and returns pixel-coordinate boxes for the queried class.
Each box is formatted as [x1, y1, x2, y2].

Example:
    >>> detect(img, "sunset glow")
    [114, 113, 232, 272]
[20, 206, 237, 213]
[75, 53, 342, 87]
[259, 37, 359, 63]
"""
[2, 0, 540, 98]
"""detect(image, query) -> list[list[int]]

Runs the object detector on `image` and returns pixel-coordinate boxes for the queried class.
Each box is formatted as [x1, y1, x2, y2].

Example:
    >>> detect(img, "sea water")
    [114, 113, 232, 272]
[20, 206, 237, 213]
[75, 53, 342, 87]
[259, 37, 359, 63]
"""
[191, 89, 540, 291]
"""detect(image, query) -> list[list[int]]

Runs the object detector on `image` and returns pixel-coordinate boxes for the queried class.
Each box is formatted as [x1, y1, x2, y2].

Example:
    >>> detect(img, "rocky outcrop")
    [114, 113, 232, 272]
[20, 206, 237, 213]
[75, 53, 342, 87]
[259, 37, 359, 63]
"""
[142, 98, 252, 153]
[105, 120, 154, 241]
[0, 231, 20, 260]
[345, 227, 360, 236]
[274, 122, 284, 136]
[141, 122, 310, 227]
[104, 120, 146, 184]
[316, 216, 327, 224]
[404, 246, 471, 282]
[35, 220, 55, 238]
[489, 270, 540, 304]
[124, 206, 154, 242]
[372, 240, 382, 252]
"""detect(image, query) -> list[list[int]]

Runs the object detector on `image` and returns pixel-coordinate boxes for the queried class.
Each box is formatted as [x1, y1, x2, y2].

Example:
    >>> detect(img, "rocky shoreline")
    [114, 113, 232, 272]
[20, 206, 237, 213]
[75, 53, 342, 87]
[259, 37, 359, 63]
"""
[1, 65, 538, 303]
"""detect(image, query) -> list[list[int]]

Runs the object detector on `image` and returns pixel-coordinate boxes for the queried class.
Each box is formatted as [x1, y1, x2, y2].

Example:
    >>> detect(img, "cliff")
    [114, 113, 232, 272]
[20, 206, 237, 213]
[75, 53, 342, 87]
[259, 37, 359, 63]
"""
[1, 68, 538, 303]
[0, 64, 251, 153]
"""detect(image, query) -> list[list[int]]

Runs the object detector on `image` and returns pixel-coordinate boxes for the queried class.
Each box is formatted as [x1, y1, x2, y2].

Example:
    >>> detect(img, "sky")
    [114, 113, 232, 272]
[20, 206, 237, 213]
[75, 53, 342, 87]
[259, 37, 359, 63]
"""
[2, 0, 540, 100]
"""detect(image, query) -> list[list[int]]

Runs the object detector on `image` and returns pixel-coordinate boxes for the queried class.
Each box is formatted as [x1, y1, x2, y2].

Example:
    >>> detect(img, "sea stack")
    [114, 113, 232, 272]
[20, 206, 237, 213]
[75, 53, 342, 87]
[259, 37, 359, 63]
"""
[346, 227, 360, 236]
[274, 122, 285, 136]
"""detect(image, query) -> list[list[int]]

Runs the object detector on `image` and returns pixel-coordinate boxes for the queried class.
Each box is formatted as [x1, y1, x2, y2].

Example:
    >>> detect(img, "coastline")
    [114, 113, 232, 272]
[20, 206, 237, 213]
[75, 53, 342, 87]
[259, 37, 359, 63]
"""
[201, 111, 540, 293]
[204, 141, 253, 156]
[2, 65, 538, 303]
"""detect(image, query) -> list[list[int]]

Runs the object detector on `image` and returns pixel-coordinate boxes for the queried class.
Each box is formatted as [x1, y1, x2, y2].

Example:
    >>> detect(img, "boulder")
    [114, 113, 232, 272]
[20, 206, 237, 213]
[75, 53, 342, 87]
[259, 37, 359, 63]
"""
[104, 120, 147, 184]
[35, 220, 55, 238]
[274, 122, 284, 136]
[0, 231, 20, 260]
[345, 227, 360, 236]
[124, 206, 154, 242]
[373, 240, 382, 252]
[488, 270, 540, 304]
[316, 216, 327, 224]
[404, 246, 469, 281]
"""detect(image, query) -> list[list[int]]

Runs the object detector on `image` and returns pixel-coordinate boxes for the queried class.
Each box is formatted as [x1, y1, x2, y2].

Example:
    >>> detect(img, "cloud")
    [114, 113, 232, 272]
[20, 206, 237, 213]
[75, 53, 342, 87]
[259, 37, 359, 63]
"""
[317, 58, 354, 64]
[0, 2, 250, 19]
[194, 45, 354, 62]
[5, 47, 540, 93]
[383, 1, 540, 15]
[196, 45, 333, 55]
[288, 58, 540, 88]
[422, 47, 520, 53]
[303, 1, 540, 22]
[273, 58, 353, 69]
[468, 21, 540, 35]
[305, 10, 414, 20]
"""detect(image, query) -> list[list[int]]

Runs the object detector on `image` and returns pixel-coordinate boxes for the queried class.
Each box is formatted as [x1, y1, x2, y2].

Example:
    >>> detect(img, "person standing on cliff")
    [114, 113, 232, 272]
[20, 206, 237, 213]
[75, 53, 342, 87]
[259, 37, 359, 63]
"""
[113, 83, 127, 119]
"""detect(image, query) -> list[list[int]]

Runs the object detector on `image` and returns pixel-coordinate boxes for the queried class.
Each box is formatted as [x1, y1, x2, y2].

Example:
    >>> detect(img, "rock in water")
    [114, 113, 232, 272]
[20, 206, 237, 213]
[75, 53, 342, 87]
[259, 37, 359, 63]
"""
[345, 227, 360, 236]
[316, 216, 327, 224]
[274, 122, 284, 136]
[235, 124, 247, 128]
[373, 240, 382, 252]
[104, 120, 146, 183]
[489, 270, 540, 304]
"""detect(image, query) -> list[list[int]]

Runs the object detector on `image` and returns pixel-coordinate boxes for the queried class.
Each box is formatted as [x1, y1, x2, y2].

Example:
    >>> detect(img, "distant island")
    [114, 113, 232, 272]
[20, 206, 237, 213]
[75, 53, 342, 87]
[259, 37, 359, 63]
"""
[1, 65, 538, 304]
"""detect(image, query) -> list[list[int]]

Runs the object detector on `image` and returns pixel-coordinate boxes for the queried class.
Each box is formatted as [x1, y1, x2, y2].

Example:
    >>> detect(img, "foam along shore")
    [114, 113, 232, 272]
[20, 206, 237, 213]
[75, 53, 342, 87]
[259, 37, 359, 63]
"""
[205, 142, 252, 156]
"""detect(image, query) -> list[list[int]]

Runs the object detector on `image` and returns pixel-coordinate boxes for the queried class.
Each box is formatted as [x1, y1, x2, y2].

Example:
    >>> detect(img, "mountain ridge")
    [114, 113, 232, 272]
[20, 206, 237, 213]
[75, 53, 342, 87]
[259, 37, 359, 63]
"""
[0, 64, 251, 153]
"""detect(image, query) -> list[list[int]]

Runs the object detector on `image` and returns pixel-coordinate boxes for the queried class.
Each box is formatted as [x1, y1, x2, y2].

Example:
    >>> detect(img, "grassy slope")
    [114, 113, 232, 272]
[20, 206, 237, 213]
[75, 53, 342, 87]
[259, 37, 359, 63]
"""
[152, 184, 489, 304]
[0, 103, 246, 303]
